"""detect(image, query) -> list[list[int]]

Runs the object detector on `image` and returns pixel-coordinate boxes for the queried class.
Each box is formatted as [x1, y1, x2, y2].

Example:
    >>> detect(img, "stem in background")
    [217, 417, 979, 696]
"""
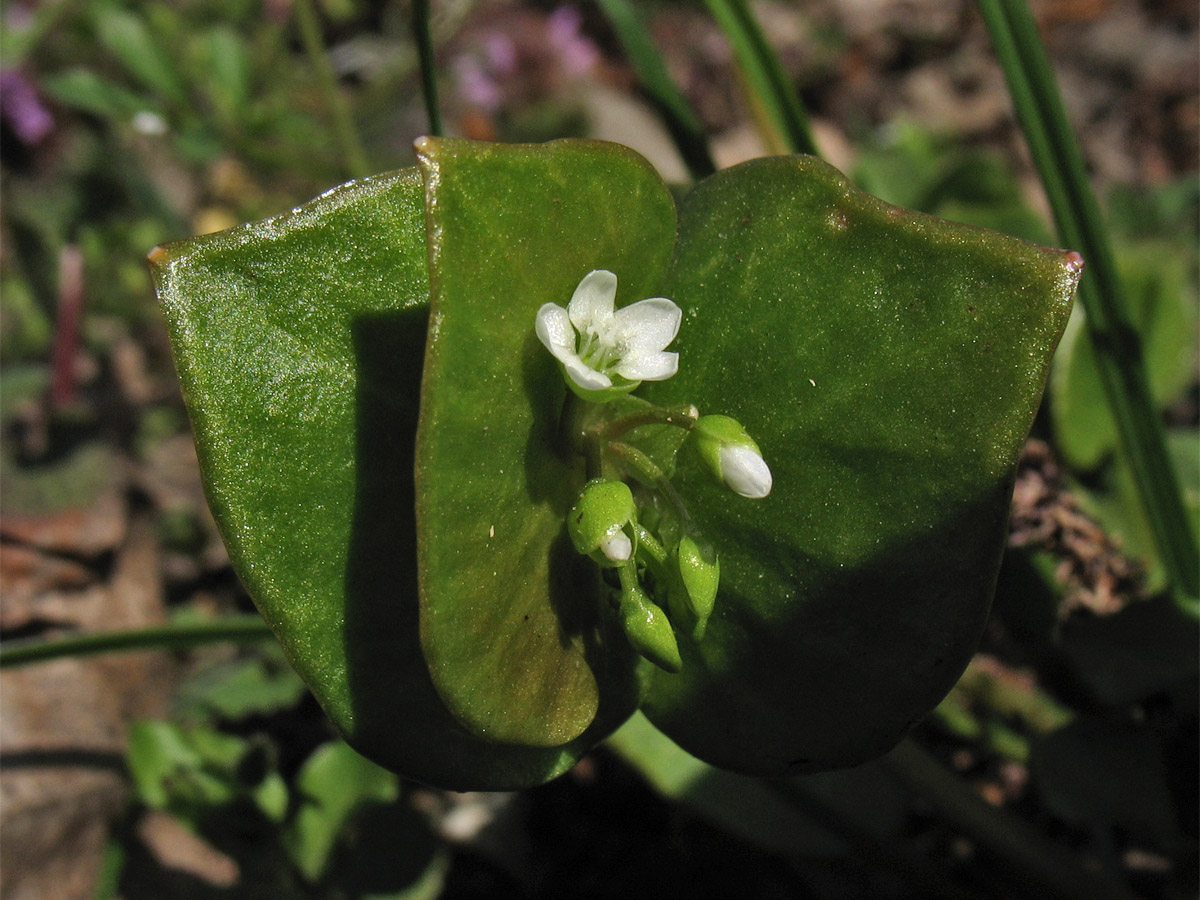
[766, 779, 975, 900]
[3, 0, 81, 66]
[977, 0, 1199, 607]
[49, 244, 83, 408]
[879, 738, 1138, 900]
[293, 0, 370, 180]
[595, 0, 715, 180]
[701, 0, 818, 157]
[411, 0, 443, 137]
[0, 616, 274, 669]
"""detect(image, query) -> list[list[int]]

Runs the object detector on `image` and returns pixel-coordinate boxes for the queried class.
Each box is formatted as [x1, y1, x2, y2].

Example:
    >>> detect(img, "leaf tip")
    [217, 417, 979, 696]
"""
[1063, 249, 1085, 277]
[413, 134, 440, 161]
[146, 243, 171, 268]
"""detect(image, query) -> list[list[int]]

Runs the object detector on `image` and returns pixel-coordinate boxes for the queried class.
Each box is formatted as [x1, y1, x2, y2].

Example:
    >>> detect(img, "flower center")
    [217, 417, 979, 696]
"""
[577, 325, 627, 374]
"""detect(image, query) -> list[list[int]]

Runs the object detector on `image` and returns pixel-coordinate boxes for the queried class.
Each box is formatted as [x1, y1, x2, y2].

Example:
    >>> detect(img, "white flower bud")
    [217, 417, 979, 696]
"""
[690, 415, 772, 499]
[718, 444, 773, 499]
[599, 531, 633, 563]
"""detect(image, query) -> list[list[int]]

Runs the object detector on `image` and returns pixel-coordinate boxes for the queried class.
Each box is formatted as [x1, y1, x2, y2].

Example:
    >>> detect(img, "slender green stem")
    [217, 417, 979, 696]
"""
[607, 441, 693, 527]
[702, 0, 818, 156]
[293, 0, 370, 179]
[766, 780, 975, 900]
[631, 521, 669, 577]
[616, 560, 641, 597]
[411, 0, 443, 137]
[595, 0, 715, 180]
[879, 738, 1137, 900]
[559, 390, 603, 478]
[607, 440, 667, 486]
[0, 616, 274, 669]
[600, 403, 698, 442]
[978, 0, 1198, 607]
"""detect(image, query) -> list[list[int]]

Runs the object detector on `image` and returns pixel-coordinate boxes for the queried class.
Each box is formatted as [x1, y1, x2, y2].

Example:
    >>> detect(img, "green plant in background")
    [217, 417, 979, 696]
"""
[2, 2, 1195, 898]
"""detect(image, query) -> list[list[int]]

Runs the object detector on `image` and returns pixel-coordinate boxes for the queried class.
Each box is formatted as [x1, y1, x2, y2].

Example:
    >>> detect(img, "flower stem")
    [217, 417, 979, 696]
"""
[558, 390, 602, 477]
[631, 522, 669, 578]
[601, 403, 699, 442]
[607, 441, 693, 528]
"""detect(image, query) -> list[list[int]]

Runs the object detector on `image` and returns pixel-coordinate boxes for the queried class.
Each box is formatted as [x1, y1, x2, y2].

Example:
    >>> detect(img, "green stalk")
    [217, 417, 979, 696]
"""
[411, 0, 443, 137]
[978, 0, 1198, 606]
[0, 616, 274, 669]
[595, 0, 715, 179]
[702, 0, 818, 156]
[879, 739, 1137, 900]
[293, 0, 370, 179]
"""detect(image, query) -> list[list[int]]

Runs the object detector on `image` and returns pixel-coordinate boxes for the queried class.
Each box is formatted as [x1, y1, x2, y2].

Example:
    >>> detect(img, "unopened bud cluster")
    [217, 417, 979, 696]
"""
[542, 271, 773, 673]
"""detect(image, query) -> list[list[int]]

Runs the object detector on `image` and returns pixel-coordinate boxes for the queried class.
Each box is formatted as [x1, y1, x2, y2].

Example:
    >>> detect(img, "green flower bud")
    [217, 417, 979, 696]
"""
[619, 586, 682, 673]
[676, 534, 719, 620]
[689, 415, 772, 499]
[567, 479, 636, 566]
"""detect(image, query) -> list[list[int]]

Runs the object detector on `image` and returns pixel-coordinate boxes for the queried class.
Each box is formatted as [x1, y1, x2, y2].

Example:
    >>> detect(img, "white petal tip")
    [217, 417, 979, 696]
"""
[721, 445, 772, 499]
[600, 531, 633, 562]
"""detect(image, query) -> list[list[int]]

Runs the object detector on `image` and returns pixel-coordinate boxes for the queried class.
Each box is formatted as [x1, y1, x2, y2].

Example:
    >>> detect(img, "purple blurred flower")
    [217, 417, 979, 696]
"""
[1, 69, 53, 145]
[547, 7, 598, 77]
[453, 54, 504, 113]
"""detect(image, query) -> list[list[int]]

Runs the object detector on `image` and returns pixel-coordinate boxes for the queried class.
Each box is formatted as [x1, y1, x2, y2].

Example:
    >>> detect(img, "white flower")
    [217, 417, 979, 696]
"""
[718, 444, 773, 499]
[536, 270, 681, 398]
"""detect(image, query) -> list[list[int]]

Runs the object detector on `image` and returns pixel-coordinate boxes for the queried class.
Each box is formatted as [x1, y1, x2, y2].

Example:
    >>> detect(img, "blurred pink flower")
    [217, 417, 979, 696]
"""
[0, 69, 53, 145]
[547, 7, 599, 77]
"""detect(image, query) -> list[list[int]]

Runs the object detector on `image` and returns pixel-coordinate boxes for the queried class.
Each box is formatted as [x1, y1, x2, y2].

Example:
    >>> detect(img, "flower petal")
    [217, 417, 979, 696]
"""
[562, 356, 612, 391]
[567, 270, 618, 334]
[615, 350, 678, 382]
[599, 531, 632, 563]
[612, 298, 681, 353]
[535, 302, 575, 358]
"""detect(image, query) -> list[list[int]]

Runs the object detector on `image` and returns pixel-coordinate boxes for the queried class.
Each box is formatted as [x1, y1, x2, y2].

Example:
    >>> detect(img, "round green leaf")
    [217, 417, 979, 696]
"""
[638, 156, 1081, 776]
[413, 138, 677, 746]
[151, 170, 614, 789]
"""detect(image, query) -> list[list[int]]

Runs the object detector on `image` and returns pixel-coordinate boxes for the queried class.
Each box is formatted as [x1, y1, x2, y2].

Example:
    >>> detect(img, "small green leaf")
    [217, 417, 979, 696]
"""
[198, 27, 252, 124]
[639, 155, 1080, 775]
[40, 68, 151, 121]
[413, 138, 676, 746]
[284, 740, 398, 884]
[93, 7, 187, 106]
[1031, 716, 1178, 846]
[126, 721, 252, 819]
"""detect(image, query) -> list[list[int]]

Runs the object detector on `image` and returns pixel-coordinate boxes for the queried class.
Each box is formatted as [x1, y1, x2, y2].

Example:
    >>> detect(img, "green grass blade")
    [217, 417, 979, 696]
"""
[702, 0, 817, 156]
[978, 0, 1199, 606]
[0, 616, 274, 668]
[412, 0, 443, 137]
[596, 0, 715, 179]
[293, 0, 370, 179]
